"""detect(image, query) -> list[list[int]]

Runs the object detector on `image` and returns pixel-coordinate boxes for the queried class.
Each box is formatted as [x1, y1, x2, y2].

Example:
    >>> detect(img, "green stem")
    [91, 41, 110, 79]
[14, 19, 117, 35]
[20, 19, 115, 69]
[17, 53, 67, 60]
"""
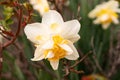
[55, 70, 61, 80]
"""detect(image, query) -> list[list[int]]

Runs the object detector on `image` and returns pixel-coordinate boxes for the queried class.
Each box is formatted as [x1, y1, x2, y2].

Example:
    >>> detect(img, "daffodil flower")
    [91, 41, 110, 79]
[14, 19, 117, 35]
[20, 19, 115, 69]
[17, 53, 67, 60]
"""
[24, 10, 81, 70]
[88, 0, 120, 29]
[29, 0, 50, 16]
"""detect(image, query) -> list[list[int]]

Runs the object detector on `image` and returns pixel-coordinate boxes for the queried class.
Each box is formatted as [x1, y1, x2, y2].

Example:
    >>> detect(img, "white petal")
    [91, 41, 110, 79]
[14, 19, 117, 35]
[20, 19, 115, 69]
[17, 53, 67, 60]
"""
[42, 0, 49, 4]
[102, 23, 110, 29]
[93, 14, 109, 25]
[88, 4, 104, 18]
[59, 44, 73, 55]
[31, 46, 45, 61]
[88, 9, 99, 18]
[42, 10, 64, 25]
[65, 42, 79, 60]
[33, 4, 49, 16]
[100, 14, 109, 22]
[50, 60, 59, 70]
[66, 34, 80, 42]
[61, 20, 80, 42]
[45, 51, 54, 58]
[42, 39, 54, 49]
[29, 0, 49, 5]
[115, 9, 120, 13]
[93, 18, 101, 24]
[111, 16, 119, 24]
[29, 0, 36, 4]
[106, 0, 119, 11]
[24, 23, 50, 44]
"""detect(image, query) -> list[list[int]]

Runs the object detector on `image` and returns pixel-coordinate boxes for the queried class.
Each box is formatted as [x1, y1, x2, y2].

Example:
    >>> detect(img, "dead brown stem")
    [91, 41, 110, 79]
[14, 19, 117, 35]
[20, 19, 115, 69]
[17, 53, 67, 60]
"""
[70, 51, 92, 69]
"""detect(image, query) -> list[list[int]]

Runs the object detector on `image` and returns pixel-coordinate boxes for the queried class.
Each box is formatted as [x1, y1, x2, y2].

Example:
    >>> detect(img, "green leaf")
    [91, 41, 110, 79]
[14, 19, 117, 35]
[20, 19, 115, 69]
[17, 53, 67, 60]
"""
[14, 62, 25, 80]
[6, 19, 14, 25]
[3, 6, 13, 21]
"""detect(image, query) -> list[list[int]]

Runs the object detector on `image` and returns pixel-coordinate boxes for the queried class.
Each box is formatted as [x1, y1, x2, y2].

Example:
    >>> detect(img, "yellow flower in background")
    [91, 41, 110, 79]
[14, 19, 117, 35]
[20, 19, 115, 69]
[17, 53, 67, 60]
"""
[88, 0, 120, 29]
[29, 0, 50, 16]
[24, 10, 81, 70]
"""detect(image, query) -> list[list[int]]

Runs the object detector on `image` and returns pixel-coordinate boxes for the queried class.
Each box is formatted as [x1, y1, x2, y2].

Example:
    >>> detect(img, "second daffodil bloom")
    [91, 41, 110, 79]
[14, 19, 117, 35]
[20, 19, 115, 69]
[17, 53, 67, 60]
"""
[24, 10, 81, 70]
[88, 0, 120, 29]
[29, 0, 50, 16]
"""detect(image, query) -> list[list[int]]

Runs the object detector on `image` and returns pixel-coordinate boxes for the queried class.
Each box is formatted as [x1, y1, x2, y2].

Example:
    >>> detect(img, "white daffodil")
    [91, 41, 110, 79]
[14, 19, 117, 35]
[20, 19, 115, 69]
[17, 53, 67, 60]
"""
[88, 0, 120, 29]
[24, 10, 81, 70]
[29, 0, 50, 16]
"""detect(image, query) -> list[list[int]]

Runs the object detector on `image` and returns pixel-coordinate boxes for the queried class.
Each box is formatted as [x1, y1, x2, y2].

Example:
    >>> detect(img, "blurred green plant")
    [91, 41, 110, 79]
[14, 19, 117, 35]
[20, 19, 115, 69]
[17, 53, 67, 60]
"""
[0, 6, 13, 30]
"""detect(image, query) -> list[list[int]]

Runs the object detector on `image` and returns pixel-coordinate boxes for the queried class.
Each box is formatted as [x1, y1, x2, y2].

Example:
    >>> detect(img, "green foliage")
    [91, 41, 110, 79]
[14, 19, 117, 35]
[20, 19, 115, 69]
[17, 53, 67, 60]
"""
[14, 62, 25, 80]
[0, 6, 13, 30]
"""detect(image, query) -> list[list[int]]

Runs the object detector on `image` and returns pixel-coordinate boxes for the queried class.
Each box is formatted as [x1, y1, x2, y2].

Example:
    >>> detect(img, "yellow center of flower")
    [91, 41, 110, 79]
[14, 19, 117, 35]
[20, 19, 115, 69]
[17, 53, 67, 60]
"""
[50, 23, 59, 30]
[44, 35, 68, 61]
[97, 9, 118, 24]
[35, 35, 42, 40]
[37, 0, 42, 3]
[44, 6, 49, 12]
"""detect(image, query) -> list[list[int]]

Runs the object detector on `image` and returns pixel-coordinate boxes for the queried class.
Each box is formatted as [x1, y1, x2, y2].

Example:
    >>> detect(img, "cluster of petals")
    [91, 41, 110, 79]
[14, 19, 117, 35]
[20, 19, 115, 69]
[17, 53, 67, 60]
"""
[29, 0, 50, 16]
[88, 0, 120, 29]
[24, 10, 81, 70]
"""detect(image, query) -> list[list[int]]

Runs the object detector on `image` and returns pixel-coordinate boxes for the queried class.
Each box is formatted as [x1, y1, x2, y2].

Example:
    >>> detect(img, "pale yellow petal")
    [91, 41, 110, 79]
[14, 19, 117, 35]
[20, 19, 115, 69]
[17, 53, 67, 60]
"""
[66, 34, 80, 43]
[59, 44, 73, 55]
[93, 18, 101, 24]
[50, 60, 59, 70]
[29, 0, 36, 5]
[31, 46, 45, 61]
[102, 23, 110, 29]
[45, 51, 54, 58]
[65, 41, 79, 60]
[24, 23, 50, 44]
[106, 0, 119, 11]
[88, 9, 100, 18]
[42, 10, 64, 26]
[42, 39, 54, 49]
[100, 14, 109, 22]
[61, 20, 80, 42]
[33, 4, 49, 16]
[111, 16, 119, 24]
